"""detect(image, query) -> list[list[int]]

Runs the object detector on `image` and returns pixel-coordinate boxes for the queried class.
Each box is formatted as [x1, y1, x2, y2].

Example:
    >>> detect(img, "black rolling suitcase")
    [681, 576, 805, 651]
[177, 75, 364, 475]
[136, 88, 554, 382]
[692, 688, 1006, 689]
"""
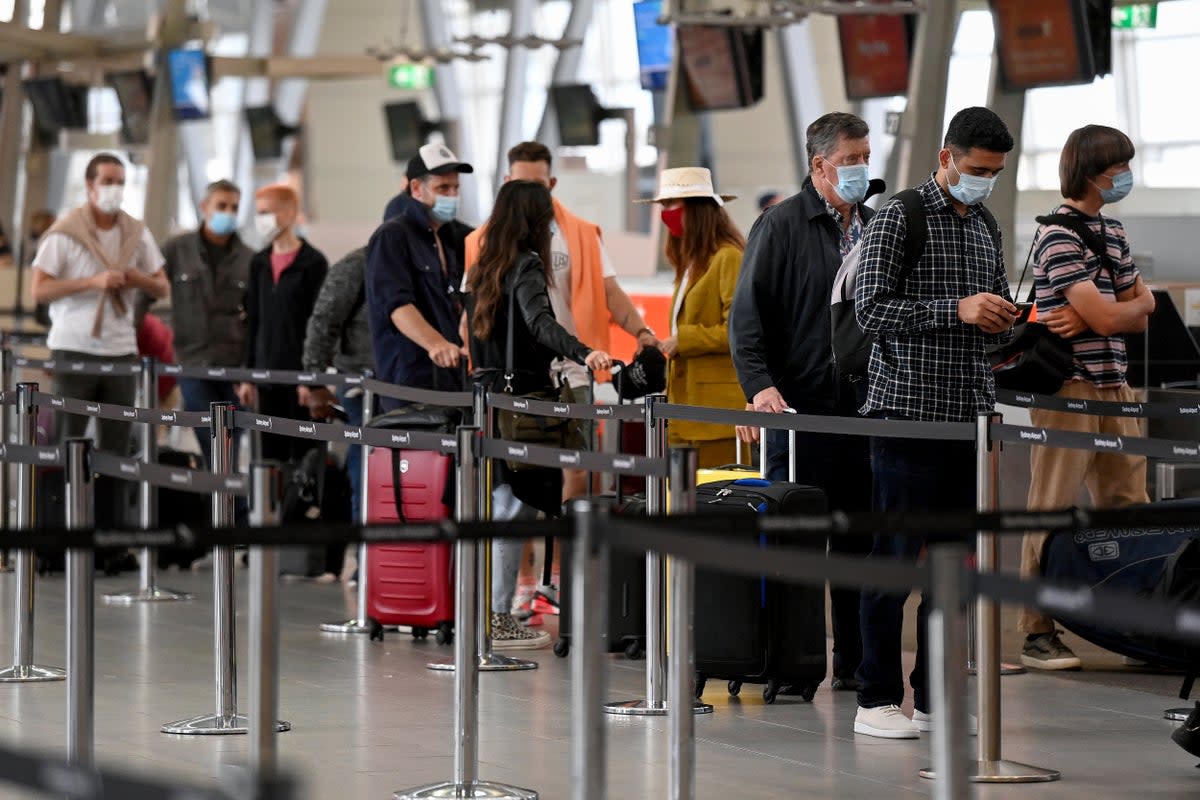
[692, 477, 828, 704]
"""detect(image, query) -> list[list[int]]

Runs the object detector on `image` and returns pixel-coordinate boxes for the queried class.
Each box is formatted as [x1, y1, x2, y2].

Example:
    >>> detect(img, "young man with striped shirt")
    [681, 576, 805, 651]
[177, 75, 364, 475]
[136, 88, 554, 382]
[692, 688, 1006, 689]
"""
[1020, 125, 1155, 671]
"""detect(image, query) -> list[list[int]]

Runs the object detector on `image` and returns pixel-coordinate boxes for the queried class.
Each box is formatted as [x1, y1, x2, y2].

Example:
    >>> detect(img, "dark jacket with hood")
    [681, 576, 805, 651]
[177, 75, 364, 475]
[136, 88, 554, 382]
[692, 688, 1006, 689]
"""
[729, 177, 883, 411]
[366, 193, 473, 401]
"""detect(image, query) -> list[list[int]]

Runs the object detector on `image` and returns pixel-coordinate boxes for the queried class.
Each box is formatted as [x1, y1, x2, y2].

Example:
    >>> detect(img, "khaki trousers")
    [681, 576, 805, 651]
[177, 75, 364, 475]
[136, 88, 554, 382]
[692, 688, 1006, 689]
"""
[1019, 381, 1149, 634]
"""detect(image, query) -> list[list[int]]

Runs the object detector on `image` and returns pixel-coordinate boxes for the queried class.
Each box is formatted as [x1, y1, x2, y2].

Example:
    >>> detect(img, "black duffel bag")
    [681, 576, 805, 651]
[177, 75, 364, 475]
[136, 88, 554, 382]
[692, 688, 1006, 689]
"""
[988, 309, 1074, 395]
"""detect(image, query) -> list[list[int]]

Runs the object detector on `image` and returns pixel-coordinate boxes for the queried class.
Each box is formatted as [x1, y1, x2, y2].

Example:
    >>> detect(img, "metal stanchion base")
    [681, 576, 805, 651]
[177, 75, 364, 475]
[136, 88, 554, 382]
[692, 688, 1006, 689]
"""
[0, 664, 66, 683]
[319, 618, 372, 634]
[103, 587, 193, 604]
[954, 760, 1061, 783]
[160, 714, 291, 736]
[393, 780, 538, 799]
[967, 662, 1026, 676]
[426, 653, 539, 672]
[602, 699, 713, 717]
[1166, 707, 1191, 722]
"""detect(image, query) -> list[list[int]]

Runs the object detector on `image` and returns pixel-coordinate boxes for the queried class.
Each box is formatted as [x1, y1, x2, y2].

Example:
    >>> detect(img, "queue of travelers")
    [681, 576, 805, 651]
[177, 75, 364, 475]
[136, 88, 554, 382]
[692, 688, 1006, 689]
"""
[25, 103, 1152, 730]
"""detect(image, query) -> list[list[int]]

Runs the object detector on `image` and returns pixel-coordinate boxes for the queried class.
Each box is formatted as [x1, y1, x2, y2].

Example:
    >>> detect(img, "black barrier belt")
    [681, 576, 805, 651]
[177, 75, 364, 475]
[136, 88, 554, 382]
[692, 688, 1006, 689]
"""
[486, 391, 644, 421]
[160, 363, 359, 388]
[993, 422, 1200, 461]
[35, 392, 212, 428]
[232, 410, 457, 454]
[997, 388, 1200, 419]
[2, 330, 48, 346]
[658, 402, 976, 441]
[362, 376, 474, 408]
[90, 451, 249, 496]
[14, 356, 141, 376]
[0, 741, 295, 800]
[0, 442, 64, 466]
[480, 437, 669, 476]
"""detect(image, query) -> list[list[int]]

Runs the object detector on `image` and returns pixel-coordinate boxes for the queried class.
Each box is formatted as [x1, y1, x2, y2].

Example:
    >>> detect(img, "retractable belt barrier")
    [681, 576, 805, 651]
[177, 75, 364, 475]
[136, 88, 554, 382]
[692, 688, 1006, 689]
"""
[35, 391, 212, 428]
[480, 437, 668, 476]
[16, 357, 140, 376]
[487, 390, 644, 421]
[998, 388, 1200, 419]
[231, 410, 458, 454]
[993, 422, 1200, 461]
[657, 402, 977, 441]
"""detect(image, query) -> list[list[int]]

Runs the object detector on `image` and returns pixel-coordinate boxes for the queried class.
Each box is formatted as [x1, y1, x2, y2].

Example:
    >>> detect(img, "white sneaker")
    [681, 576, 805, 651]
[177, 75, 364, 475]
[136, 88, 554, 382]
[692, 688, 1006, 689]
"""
[854, 705, 920, 739]
[912, 709, 978, 736]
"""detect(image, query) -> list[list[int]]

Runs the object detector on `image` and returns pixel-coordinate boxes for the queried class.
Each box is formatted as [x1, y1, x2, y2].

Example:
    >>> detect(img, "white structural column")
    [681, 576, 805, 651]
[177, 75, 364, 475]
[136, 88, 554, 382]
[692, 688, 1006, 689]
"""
[534, 0, 595, 147]
[774, 19, 825, 189]
[493, 0, 536, 196]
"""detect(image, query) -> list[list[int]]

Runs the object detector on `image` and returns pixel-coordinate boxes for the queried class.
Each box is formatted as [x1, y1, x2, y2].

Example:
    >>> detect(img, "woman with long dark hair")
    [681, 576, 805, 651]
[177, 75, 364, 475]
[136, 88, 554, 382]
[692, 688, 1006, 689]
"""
[464, 179, 610, 648]
[639, 167, 745, 467]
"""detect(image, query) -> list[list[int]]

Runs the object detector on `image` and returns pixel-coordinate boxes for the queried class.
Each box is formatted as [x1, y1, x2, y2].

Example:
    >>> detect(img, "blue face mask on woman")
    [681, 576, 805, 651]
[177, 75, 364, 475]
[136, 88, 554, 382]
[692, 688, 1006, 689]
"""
[948, 158, 997, 206]
[1095, 170, 1133, 204]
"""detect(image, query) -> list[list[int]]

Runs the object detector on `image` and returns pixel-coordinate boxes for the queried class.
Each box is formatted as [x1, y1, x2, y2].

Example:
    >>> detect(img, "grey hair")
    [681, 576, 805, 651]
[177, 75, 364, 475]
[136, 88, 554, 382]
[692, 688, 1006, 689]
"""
[805, 112, 870, 169]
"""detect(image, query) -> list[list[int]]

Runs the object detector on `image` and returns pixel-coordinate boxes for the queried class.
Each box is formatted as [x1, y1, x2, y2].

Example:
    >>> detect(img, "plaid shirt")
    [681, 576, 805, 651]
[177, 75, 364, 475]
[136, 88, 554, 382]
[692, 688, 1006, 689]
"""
[854, 174, 1012, 422]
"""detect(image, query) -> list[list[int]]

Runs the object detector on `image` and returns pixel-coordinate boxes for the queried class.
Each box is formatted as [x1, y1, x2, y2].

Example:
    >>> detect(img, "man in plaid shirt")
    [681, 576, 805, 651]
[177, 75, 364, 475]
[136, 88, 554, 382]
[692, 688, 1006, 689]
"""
[851, 107, 1018, 740]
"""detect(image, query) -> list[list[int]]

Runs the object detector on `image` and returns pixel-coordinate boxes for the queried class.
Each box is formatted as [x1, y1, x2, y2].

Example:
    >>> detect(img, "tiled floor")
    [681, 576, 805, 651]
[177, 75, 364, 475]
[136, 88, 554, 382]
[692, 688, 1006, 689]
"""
[0, 569, 1194, 799]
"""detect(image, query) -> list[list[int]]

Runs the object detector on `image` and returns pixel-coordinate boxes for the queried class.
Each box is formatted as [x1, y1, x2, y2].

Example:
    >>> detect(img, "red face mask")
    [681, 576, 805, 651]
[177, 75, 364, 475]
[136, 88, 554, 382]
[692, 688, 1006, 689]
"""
[660, 206, 684, 238]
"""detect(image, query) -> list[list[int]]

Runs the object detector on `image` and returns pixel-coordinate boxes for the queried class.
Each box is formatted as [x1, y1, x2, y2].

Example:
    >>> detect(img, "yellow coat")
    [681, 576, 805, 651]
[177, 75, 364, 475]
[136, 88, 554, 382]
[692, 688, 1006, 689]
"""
[667, 244, 744, 442]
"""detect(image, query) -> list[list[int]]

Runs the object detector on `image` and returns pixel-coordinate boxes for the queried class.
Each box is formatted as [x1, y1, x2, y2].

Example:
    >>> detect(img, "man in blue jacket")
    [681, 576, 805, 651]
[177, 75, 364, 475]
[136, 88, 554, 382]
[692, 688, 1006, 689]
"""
[366, 143, 475, 405]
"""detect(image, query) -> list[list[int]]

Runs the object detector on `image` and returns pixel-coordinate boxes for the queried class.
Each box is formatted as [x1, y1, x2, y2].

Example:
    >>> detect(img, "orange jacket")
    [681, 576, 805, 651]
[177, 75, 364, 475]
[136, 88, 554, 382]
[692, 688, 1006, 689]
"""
[464, 197, 611, 378]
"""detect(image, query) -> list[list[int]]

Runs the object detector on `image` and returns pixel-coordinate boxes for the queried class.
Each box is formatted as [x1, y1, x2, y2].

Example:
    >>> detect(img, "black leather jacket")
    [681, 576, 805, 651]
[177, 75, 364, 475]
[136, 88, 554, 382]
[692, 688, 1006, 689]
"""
[467, 253, 590, 394]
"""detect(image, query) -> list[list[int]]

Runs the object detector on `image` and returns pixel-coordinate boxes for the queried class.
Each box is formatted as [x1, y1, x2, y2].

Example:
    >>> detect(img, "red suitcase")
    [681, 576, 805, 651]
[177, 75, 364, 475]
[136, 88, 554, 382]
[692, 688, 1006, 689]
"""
[366, 446, 456, 644]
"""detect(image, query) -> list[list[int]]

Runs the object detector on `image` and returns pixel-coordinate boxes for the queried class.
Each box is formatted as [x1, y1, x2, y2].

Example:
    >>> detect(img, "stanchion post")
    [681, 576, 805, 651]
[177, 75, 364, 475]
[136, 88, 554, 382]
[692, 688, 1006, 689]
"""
[667, 447, 711, 800]
[104, 356, 191, 604]
[1154, 462, 1196, 722]
[395, 426, 538, 800]
[249, 461, 285, 777]
[1, 346, 12, 531]
[970, 413, 1059, 783]
[570, 498, 608, 800]
[0, 382, 66, 683]
[320, 373, 374, 634]
[918, 545, 969, 793]
[65, 439, 95, 768]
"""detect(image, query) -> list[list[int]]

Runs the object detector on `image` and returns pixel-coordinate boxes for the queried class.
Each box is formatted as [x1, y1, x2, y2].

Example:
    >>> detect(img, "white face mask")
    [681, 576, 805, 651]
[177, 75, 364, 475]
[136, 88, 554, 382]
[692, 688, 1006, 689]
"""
[93, 184, 124, 215]
[254, 212, 278, 241]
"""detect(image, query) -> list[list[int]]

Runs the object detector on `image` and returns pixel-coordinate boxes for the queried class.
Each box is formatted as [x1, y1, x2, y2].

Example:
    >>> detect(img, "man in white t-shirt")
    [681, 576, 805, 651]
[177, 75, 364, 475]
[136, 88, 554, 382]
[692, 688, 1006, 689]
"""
[31, 152, 168, 457]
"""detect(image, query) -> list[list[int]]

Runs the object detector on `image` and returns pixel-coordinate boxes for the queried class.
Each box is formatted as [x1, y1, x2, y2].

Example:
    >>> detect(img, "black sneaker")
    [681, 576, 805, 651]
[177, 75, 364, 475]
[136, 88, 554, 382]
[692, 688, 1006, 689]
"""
[831, 675, 863, 692]
[1021, 630, 1082, 670]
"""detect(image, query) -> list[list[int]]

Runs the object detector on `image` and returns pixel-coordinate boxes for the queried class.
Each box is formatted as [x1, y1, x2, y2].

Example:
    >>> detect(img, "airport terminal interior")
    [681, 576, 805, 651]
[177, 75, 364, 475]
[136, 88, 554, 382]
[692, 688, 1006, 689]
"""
[2, 0, 1200, 798]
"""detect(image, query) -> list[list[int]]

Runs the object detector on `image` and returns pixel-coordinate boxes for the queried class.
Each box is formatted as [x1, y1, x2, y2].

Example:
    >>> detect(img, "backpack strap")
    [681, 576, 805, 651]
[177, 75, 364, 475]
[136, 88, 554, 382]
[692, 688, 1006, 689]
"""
[894, 189, 927, 276]
[1034, 212, 1116, 281]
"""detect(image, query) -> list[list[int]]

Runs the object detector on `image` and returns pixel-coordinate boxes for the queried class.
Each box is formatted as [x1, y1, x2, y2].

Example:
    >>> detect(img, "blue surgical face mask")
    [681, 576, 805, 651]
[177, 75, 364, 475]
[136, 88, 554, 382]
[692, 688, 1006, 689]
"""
[430, 195, 459, 223]
[827, 163, 870, 205]
[1095, 170, 1133, 204]
[207, 211, 237, 236]
[947, 158, 997, 206]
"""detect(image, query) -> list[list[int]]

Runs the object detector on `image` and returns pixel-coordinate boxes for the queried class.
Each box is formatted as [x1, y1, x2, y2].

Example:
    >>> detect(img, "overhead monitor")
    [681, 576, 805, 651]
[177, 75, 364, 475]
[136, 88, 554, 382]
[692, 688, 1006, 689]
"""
[676, 25, 764, 111]
[383, 102, 428, 163]
[551, 84, 602, 147]
[22, 77, 88, 146]
[245, 106, 286, 159]
[107, 70, 153, 145]
[633, 0, 672, 92]
[991, 0, 1097, 91]
[837, 12, 913, 99]
[167, 48, 211, 121]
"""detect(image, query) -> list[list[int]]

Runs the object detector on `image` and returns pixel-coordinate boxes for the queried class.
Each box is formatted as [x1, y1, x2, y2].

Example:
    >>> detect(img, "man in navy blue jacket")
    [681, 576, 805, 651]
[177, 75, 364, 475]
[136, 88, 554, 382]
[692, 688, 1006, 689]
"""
[367, 143, 475, 405]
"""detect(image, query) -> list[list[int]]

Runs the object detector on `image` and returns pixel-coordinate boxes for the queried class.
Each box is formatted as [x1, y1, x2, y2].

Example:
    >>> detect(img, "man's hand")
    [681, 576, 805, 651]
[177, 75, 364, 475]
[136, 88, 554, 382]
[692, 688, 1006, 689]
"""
[659, 336, 679, 359]
[736, 403, 759, 443]
[751, 386, 788, 414]
[235, 382, 258, 409]
[636, 329, 659, 351]
[428, 339, 467, 369]
[1042, 305, 1088, 338]
[298, 385, 337, 420]
[92, 270, 126, 291]
[957, 293, 1018, 334]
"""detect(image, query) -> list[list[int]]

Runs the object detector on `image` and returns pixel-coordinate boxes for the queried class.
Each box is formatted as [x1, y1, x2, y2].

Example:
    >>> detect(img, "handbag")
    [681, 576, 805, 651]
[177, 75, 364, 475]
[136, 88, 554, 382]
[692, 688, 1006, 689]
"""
[493, 255, 586, 471]
[987, 212, 1115, 394]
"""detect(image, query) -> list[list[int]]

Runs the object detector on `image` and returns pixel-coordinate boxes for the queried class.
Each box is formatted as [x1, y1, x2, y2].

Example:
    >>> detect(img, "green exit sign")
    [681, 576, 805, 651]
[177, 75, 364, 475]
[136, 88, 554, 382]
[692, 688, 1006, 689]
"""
[386, 63, 433, 90]
[1113, 4, 1158, 29]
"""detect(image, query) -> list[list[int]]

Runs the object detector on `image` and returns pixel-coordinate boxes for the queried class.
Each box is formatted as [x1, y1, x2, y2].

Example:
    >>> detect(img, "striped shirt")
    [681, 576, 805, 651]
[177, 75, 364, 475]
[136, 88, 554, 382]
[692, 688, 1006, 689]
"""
[1033, 205, 1138, 388]
[855, 174, 1012, 422]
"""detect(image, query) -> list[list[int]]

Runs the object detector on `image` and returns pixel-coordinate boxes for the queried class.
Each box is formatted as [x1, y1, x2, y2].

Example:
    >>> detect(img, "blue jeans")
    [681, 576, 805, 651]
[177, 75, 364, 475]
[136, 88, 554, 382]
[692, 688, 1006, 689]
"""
[491, 484, 538, 613]
[178, 378, 239, 469]
[338, 385, 365, 522]
[855, 432, 975, 712]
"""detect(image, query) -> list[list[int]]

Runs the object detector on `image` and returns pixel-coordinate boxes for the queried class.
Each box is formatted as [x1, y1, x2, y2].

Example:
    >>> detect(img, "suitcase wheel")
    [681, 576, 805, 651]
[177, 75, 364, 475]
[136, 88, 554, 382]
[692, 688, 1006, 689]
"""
[553, 639, 570, 658]
[623, 640, 644, 661]
[411, 627, 429, 641]
[694, 677, 707, 700]
[727, 681, 742, 697]
[368, 618, 385, 642]
[763, 681, 780, 705]
[435, 622, 454, 646]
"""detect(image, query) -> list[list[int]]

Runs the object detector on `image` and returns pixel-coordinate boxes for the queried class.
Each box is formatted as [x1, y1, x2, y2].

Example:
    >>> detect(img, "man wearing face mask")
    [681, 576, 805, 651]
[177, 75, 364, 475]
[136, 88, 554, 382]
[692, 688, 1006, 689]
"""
[31, 153, 168, 460]
[237, 183, 329, 463]
[850, 107, 1017, 739]
[729, 112, 883, 694]
[366, 143, 474, 408]
[160, 179, 254, 467]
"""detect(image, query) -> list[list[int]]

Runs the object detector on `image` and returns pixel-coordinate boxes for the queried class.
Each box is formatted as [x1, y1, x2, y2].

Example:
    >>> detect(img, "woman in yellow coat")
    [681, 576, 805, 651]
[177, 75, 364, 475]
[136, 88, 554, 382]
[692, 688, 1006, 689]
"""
[641, 167, 746, 468]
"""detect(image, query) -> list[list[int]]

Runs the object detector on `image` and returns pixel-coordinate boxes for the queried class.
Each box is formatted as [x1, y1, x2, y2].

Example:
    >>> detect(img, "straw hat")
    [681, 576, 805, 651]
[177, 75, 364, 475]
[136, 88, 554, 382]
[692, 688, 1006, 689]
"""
[636, 166, 737, 206]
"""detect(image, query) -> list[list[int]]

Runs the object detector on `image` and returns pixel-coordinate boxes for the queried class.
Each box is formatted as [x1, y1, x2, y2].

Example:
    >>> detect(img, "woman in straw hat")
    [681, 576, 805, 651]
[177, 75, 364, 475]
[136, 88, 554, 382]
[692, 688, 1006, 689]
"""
[640, 166, 745, 467]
